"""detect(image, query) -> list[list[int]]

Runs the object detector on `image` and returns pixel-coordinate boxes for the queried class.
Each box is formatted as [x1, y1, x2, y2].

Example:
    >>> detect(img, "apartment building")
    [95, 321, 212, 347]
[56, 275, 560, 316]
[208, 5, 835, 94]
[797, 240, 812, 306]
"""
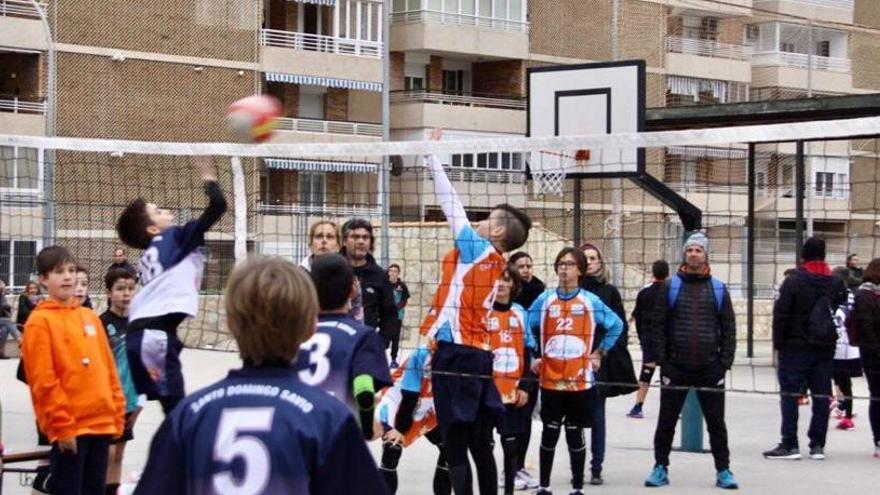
[1, 0, 879, 292]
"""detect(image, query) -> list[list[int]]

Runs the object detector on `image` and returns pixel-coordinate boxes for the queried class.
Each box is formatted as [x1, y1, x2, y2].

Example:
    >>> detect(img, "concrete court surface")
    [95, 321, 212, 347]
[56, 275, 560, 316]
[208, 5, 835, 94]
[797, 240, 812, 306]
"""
[1, 345, 877, 494]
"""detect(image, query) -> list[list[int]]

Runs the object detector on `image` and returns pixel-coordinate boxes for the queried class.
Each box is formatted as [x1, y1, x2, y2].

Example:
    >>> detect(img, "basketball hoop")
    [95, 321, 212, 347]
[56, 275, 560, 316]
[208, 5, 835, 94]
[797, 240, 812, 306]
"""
[528, 150, 576, 198]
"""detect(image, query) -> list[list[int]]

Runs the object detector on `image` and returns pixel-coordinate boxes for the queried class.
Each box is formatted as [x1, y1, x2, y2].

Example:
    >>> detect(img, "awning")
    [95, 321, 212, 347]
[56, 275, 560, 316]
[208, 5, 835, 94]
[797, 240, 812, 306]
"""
[265, 158, 378, 174]
[287, 0, 337, 5]
[265, 72, 382, 92]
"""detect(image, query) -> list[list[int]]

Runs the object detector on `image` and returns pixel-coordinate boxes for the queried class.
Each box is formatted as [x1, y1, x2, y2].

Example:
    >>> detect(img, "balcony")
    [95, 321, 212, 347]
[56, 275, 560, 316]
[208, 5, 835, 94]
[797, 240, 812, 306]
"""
[390, 10, 528, 59]
[260, 29, 383, 86]
[260, 28, 382, 58]
[665, 37, 753, 82]
[754, 0, 852, 24]
[0, 1, 48, 51]
[391, 90, 525, 134]
[0, 97, 45, 136]
[270, 117, 383, 144]
[752, 51, 850, 72]
[666, 37, 751, 61]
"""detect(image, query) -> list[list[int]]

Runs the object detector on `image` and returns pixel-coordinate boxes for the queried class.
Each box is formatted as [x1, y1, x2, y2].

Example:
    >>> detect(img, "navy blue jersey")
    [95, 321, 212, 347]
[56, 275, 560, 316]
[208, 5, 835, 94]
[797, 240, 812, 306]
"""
[134, 367, 388, 495]
[130, 182, 226, 322]
[294, 314, 392, 411]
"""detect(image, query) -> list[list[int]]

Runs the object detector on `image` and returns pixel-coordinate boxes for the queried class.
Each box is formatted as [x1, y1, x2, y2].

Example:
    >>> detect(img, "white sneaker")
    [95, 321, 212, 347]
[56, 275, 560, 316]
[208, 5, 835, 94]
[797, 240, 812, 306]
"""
[517, 469, 539, 489]
[498, 474, 528, 490]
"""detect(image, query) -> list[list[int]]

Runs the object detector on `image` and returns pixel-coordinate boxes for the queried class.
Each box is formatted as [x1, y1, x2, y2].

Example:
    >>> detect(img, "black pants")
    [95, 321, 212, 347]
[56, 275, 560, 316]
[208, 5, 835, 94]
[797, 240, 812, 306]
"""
[778, 348, 833, 449]
[654, 365, 730, 472]
[444, 419, 497, 495]
[832, 372, 854, 418]
[49, 435, 112, 495]
[863, 354, 880, 444]
[516, 389, 538, 471]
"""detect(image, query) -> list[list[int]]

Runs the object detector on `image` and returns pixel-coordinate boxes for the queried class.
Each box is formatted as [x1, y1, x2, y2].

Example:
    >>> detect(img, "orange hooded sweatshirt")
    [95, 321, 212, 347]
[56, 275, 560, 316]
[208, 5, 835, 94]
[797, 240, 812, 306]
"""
[22, 298, 125, 443]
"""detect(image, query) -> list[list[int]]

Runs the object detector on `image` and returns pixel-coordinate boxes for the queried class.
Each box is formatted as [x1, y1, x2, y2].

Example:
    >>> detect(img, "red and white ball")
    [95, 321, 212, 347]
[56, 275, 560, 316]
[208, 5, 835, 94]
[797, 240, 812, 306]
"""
[226, 94, 283, 143]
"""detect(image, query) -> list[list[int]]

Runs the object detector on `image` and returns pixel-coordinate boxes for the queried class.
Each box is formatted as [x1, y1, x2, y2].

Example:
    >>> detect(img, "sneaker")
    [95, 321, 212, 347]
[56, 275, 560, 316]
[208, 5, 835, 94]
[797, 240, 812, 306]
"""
[568, 491, 584, 495]
[831, 407, 845, 419]
[535, 488, 553, 495]
[389, 361, 399, 369]
[644, 465, 669, 487]
[517, 469, 539, 489]
[716, 469, 739, 490]
[836, 418, 855, 431]
[763, 444, 801, 460]
[590, 469, 604, 485]
[809, 446, 826, 460]
[873, 442, 880, 459]
[627, 405, 644, 419]
[498, 475, 527, 490]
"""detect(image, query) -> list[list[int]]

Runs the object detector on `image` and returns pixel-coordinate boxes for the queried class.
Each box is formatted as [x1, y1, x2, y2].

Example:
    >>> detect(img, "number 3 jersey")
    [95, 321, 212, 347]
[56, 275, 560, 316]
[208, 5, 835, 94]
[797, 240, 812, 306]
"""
[133, 366, 389, 495]
[293, 314, 393, 413]
[528, 288, 623, 392]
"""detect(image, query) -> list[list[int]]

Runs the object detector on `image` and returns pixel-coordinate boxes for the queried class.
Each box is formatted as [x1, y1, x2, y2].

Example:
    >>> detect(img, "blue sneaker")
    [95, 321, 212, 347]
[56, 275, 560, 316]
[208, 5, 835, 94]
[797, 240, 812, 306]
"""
[716, 469, 739, 489]
[644, 465, 669, 487]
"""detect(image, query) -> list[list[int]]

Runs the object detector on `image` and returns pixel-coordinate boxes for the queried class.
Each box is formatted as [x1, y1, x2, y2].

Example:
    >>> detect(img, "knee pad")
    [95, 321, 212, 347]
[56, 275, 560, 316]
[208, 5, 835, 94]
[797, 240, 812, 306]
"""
[640, 364, 656, 384]
[381, 442, 403, 470]
[564, 424, 585, 451]
[541, 421, 561, 450]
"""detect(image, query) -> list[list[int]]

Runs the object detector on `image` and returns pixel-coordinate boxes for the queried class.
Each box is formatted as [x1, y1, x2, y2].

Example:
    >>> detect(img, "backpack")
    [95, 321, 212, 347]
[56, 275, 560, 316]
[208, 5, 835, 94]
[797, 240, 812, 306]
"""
[668, 274, 725, 314]
[804, 284, 840, 348]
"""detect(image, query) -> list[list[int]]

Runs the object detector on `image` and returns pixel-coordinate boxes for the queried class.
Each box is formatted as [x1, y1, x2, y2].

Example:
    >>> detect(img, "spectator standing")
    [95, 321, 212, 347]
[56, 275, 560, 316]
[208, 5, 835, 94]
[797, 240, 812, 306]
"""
[387, 264, 410, 369]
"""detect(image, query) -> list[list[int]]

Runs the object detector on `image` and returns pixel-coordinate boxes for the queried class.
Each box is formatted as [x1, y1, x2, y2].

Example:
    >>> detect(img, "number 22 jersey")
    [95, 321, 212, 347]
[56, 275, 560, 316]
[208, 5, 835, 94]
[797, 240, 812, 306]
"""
[133, 366, 389, 495]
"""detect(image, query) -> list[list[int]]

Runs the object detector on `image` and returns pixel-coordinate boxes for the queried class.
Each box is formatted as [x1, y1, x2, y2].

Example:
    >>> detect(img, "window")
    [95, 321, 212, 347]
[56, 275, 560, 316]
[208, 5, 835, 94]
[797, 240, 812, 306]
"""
[451, 152, 521, 170]
[0, 146, 40, 191]
[699, 17, 718, 41]
[405, 76, 424, 90]
[442, 70, 467, 94]
[781, 42, 795, 53]
[0, 240, 38, 288]
[393, 0, 406, 11]
[815, 171, 834, 197]
[461, 0, 475, 15]
[746, 25, 760, 44]
[298, 172, 326, 205]
[479, 0, 491, 17]
[298, 89, 325, 120]
[816, 40, 830, 57]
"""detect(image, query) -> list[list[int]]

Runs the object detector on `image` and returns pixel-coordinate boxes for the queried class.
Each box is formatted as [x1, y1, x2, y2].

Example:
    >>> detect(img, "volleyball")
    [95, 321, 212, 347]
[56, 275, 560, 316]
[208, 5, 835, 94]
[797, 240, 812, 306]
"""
[226, 94, 283, 143]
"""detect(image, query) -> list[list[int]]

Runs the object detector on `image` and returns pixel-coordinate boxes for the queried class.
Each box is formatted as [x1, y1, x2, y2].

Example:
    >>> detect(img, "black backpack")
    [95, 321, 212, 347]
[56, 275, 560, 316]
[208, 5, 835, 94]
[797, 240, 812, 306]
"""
[804, 285, 840, 348]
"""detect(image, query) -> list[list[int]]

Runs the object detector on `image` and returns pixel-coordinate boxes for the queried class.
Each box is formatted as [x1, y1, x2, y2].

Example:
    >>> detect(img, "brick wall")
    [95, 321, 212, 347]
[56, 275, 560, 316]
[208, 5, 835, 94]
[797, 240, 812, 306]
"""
[52, 0, 258, 62]
[717, 18, 745, 45]
[529, 0, 612, 60]
[427, 55, 443, 92]
[325, 88, 348, 121]
[390, 51, 405, 91]
[619, 0, 665, 68]
[471, 60, 524, 97]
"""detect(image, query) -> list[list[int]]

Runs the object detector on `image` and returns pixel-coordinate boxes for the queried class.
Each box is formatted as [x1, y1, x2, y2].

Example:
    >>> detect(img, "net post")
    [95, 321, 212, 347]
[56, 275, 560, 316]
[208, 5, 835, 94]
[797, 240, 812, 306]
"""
[230, 157, 247, 265]
[795, 141, 806, 267]
[747, 143, 756, 359]
[680, 228, 704, 453]
[573, 177, 582, 246]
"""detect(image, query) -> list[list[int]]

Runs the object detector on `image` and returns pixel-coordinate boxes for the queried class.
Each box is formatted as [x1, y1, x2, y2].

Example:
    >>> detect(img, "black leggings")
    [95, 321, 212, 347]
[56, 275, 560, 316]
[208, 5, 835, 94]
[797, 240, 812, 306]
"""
[833, 373, 854, 418]
[381, 430, 450, 495]
[539, 421, 586, 490]
[500, 435, 520, 495]
[444, 420, 497, 495]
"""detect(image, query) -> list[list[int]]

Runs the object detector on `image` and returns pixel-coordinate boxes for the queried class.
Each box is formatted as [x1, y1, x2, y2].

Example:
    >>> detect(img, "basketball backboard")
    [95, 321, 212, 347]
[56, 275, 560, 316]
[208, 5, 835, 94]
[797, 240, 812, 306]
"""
[527, 60, 646, 177]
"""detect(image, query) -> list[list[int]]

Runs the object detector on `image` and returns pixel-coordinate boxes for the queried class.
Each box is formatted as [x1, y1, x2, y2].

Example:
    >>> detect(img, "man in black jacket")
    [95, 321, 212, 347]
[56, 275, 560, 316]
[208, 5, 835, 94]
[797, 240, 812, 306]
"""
[764, 236, 847, 461]
[645, 232, 738, 489]
[341, 218, 397, 353]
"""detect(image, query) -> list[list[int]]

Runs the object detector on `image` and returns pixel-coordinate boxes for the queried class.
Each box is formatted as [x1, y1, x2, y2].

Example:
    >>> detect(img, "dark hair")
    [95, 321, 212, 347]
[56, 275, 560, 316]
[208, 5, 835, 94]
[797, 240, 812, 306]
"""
[492, 203, 532, 252]
[863, 258, 880, 285]
[36, 246, 75, 277]
[509, 252, 533, 266]
[104, 267, 135, 291]
[117, 197, 155, 249]
[554, 246, 587, 275]
[388, 264, 401, 272]
[652, 259, 670, 280]
[847, 253, 858, 265]
[502, 265, 521, 297]
[783, 268, 798, 278]
[310, 253, 355, 311]
[342, 218, 374, 250]
[75, 263, 89, 275]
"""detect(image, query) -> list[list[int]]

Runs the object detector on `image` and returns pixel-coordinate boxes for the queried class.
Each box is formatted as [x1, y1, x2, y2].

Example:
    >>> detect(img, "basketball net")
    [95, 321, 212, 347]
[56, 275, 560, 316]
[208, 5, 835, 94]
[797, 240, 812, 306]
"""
[529, 149, 585, 198]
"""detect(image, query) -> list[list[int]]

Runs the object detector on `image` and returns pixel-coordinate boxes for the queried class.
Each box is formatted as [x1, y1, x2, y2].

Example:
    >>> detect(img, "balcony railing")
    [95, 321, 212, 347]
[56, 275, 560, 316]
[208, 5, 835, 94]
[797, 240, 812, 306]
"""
[391, 10, 528, 33]
[258, 203, 382, 217]
[275, 117, 383, 137]
[391, 90, 526, 110]
[0, 0, 45, 18]
[0, 97, 45, 114]
[260, 29, 382, 58]
[752, 51, 851, 72]
[666, 36, 752, 61]
[756, 0, 852, 9]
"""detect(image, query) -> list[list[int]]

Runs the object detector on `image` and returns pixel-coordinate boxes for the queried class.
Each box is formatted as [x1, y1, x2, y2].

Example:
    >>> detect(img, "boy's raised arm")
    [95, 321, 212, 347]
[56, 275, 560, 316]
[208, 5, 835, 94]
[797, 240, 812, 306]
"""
[424, 129, 468, 239]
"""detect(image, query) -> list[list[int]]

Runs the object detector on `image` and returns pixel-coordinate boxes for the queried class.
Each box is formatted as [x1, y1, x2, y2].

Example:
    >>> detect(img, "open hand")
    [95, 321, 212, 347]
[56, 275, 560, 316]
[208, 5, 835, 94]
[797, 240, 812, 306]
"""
[193, 156, 217, 182]
[514, 389, 529, 408]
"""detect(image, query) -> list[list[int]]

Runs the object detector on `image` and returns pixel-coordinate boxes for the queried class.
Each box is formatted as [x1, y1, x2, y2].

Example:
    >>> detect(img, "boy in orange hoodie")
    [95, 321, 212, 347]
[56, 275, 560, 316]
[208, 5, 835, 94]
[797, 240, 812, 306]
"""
[22, 246, 125, 495]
